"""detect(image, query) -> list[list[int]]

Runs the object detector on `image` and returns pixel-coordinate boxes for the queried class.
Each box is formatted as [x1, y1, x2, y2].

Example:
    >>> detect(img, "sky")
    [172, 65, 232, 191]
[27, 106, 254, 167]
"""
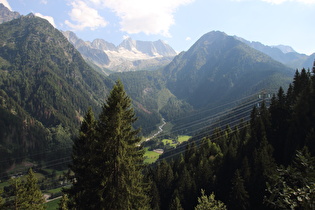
[2, 0, 315, 55]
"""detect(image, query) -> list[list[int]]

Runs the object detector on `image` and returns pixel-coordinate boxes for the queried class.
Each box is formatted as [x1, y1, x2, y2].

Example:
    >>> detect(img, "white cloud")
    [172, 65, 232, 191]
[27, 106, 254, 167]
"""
[262, 0, 315, 4]
[185, 37, 191, 41]
[122, 35, 130, 40]
[65, 0, 108, 31]
[0, 0, 12, 10]
[232, 0, 315, 4]
[35, 13, 56, 27]
[40, 0, 48, 4]
[91, 0, 195, 37]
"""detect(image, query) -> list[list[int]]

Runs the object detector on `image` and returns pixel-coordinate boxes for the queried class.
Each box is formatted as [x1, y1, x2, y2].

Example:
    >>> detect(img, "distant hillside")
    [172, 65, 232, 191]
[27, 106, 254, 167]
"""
[109, 71, 193, 133]
[108, 31, 294, 137]
[235, 36, 313, 69]
[302, 52, 315, 69]
[0, 14, 113, 172]
[62, 31, 177, 73]
[163, 31, 293, 109]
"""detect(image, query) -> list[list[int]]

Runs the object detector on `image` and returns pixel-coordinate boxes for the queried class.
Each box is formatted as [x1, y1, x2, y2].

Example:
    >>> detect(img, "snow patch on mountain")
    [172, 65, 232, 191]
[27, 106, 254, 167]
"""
[62, 31, 177, 73]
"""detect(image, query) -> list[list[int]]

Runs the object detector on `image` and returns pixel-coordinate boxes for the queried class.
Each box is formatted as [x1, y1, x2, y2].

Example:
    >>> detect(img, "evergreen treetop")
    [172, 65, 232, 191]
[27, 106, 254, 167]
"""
[66, 80, 149, 210]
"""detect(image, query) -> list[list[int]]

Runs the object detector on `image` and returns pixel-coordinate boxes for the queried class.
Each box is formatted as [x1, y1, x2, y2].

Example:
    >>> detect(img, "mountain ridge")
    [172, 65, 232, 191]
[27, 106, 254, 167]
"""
[62, 31, 177, 73]
[163, 31, 293, 109]
[235, 36, 314, 69]
[0, 3, 20, 24]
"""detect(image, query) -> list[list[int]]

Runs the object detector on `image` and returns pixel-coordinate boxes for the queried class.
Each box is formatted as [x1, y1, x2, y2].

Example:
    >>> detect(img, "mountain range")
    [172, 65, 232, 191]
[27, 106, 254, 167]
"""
[0, 3, 312, 173]
[0, 3, 313, 73]
[62, 31, 177, 74]
[235, 36, 315, 69]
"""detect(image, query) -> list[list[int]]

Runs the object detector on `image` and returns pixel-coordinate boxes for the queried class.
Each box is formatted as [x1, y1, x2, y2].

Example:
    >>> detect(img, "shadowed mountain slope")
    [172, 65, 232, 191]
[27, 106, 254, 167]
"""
[163, 31, 293, 109]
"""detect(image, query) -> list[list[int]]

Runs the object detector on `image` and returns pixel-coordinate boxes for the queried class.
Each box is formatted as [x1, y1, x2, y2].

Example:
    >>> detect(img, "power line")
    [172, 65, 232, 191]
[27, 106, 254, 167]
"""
[0, 91, 272, 180]
[155, 123, 251, 163]
[0, 91, 262, 166]
[152, 94, 264, 140]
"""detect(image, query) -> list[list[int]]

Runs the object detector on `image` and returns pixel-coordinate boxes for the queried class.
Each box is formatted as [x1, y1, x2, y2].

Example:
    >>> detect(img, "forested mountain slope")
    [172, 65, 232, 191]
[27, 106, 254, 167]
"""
[163, 31, 294, 109]
[0, 14, 113, 173]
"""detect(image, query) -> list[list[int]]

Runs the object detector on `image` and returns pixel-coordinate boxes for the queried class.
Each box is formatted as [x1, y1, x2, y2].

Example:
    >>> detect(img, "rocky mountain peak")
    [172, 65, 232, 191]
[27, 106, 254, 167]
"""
[92, 39, 117, 51]
[62, 31, 177, 73]
[118, 37, 137, 51]
[117, 38, 177, 57]
[0, 3, 20, 24]
[272, 45, 296, 54]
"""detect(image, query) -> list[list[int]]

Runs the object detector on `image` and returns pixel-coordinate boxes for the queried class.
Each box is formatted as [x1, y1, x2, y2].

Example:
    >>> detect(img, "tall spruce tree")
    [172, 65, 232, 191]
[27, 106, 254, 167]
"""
[11, 177, 25, 210]
[22, 168, 45, 210]
[96, 80, 149, 209]
[9, 168, 45, 210]
[66, 107, 98, 209]
[67, 81, 149, 209]
[229, 170, 249, 210]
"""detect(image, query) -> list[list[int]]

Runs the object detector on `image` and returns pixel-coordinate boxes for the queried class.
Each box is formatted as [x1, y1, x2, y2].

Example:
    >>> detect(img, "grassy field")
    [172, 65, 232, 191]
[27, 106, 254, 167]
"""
[162, 139, 177, 147]
[144, 135, 191, 164]
[46, 198, 60, 210]
[144, 148, 160, 164]
[178, 135, 191, 143]
[46, 187, 63, 194]
[162, 135, 191, 147]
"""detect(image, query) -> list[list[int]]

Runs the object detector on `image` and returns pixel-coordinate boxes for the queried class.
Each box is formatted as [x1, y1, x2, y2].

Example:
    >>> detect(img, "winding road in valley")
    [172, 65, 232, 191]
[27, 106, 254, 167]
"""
[145, 118, 166, 141]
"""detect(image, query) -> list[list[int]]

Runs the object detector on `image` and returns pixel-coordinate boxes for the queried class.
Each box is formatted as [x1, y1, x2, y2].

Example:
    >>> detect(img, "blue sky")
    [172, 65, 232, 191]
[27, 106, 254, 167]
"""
[2, 0, 315, 55]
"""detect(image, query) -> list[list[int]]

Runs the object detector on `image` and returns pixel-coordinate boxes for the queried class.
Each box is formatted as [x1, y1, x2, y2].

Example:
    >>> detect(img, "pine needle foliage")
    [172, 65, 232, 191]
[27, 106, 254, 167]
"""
[8, 168, 45, 210]
[195, 190, 226, 210]
[67, 80, 149, 210]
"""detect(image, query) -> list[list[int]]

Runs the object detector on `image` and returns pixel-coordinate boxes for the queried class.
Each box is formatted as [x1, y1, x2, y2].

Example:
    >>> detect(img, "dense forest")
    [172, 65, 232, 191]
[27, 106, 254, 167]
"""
[1, 66, 315, 209]
[65, 66, 315, 209]
[148, 67, 315, 209]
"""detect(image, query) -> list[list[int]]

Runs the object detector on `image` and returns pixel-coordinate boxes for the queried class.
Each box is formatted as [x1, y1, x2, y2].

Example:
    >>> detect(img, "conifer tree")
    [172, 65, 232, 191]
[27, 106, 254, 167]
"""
[0, 188, 4, 210]
[11, 177, 25, 210]
[66, 107, 98, 209]
[154, 160, 174, 210]
[148, 181, 160, 210]
[265, 149, 315, 209]
[195, 190, 226, 210]
[22, 168, 45, 210]
[9, 169, 45, 210]
[58, 193, 69, 210]
[67, 81, 149, 209]
[229, 170, 249, 210]
[94, 80, 149, 209]
[269, 87, 290, 163]
[169, 191, 183, 210]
